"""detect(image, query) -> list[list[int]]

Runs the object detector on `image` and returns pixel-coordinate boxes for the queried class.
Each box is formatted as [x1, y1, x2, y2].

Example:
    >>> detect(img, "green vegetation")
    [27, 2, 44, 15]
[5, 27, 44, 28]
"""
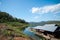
[0, 11, 60, 40]
[30, 21, 60, 27]
[0, 11, 28, 23]
[0, 11, 30, 40]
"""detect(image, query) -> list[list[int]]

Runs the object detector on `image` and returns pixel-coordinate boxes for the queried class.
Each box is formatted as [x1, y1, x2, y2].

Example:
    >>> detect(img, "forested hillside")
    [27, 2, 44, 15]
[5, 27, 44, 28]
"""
[0, 11, 32, 40]
[0, 11, 28, 23]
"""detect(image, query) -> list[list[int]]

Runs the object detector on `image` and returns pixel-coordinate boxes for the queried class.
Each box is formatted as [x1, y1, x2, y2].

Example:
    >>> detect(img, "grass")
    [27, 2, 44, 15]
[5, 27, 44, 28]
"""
[0, 22, 30, 40]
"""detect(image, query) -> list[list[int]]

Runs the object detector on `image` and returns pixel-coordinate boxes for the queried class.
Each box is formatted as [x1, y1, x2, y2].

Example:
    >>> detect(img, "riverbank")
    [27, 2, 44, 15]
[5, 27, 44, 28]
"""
[0, 12, 35, 40]
[24, 27, 42, 40]
[29, 24, 60, 40]
[0, 23, 33, 40]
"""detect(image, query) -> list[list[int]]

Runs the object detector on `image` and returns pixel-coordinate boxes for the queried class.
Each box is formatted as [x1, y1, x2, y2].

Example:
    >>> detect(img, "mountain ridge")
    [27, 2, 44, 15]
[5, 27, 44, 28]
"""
[29, 21, 60, 27]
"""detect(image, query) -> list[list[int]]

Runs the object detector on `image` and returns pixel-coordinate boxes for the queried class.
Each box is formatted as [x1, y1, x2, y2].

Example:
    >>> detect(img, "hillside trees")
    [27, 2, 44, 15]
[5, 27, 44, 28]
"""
[0, 11, 28, 24]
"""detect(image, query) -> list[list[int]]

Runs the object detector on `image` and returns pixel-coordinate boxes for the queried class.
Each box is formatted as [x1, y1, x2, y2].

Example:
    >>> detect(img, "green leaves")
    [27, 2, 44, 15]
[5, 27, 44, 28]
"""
[0, 11, 28, 24]
[0, 11, 29, 40]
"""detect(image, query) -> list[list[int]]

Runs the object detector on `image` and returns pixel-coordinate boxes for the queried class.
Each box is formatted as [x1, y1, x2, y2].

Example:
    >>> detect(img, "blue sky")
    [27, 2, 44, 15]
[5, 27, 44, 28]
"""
[0, 0, 60, 22]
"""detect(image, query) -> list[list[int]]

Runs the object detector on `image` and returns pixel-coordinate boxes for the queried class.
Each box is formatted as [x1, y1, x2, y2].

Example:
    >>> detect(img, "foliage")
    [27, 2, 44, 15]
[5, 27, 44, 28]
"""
[0, 11, 28, 24]
[0, 11, 29, 40]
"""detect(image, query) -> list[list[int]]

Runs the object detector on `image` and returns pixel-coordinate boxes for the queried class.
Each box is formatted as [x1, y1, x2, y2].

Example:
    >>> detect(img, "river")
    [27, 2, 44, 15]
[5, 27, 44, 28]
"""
[24, 27, 42, 40]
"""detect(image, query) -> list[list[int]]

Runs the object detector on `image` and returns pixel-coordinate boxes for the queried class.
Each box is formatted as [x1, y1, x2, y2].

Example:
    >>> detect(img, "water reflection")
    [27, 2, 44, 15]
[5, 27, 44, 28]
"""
[24, 27, 41, 40]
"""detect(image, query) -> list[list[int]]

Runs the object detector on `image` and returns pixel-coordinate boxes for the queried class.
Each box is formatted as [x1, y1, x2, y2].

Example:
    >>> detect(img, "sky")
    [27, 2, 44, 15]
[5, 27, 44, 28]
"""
[0, 0, 60, 22]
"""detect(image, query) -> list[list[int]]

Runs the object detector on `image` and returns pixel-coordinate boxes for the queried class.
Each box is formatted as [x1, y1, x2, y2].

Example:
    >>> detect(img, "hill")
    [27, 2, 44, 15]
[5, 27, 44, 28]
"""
[29, 21, 60, 27]
[0, 11, 32, 40]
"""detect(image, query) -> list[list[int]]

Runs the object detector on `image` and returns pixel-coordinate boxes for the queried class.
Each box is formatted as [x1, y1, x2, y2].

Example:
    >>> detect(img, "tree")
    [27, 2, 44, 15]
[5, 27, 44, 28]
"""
[0, 11, 28, 24]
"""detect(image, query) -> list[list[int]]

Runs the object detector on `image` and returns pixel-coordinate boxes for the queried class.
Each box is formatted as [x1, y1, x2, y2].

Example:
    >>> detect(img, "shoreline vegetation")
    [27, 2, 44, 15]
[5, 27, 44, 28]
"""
[0, 11, 34, 40]
[0, 11, 60, 40]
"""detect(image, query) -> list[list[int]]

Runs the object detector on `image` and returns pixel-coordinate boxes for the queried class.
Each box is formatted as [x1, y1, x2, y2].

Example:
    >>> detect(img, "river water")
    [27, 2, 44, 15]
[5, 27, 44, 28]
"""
[24, 27, 42, 40]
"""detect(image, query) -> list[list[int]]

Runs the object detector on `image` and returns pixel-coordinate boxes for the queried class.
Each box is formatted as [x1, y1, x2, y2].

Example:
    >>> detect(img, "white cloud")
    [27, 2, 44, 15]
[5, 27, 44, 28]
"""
[31, 3, 60, 14]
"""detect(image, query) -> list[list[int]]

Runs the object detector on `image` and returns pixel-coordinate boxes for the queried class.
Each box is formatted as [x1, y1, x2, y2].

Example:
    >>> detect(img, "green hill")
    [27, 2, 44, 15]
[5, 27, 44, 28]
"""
[0, 11, 28, 23]
[30, 21, 60, 27]
[0, 11, 32, 40]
